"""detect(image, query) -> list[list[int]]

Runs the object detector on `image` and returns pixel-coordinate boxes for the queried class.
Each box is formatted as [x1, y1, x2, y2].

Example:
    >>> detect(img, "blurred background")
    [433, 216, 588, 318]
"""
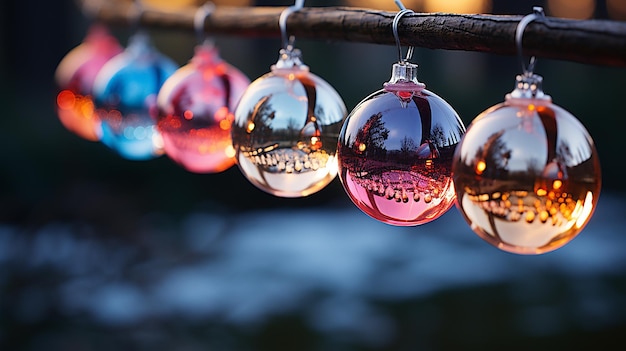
[1, 0, 626, 350]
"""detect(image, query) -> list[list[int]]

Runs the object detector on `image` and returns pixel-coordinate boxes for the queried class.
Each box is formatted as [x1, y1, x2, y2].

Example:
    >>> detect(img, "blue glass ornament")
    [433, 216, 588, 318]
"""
[92, 31, 178, 160]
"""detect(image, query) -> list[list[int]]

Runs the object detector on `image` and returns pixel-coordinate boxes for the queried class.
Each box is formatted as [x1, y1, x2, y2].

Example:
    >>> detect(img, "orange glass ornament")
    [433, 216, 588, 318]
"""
[55, 24, 122, 141]
[452, 73, 601, 254]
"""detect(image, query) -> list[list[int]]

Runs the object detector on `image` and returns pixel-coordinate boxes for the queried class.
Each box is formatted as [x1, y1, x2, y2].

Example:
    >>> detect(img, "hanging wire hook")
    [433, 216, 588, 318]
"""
[392, 0, 415, 63]
[516, 6, 545, 75]
[279, 0, 305, 50]
[127, 0, 147, 35]
[194, 2, 216, 45]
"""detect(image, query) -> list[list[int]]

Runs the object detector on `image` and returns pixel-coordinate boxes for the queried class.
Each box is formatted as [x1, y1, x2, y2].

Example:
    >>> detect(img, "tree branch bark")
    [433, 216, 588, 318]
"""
[82, 0, 626, 67]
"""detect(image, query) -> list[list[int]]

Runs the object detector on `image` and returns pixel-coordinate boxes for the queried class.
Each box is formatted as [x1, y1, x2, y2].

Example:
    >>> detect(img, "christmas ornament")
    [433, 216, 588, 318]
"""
[55, 23, 123, 141]
[92, 29, 178, 160]
[451, 8, 601, 255]
[156, 4, 250, 173]
[337, 6, 466, 226]
[231, 0, 347, 197]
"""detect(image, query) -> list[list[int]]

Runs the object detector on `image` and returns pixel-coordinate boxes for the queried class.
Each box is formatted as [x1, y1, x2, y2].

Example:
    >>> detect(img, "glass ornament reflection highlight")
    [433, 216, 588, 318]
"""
[55, 24, 123, 141]
[451, 73, 601, 254]
[92, 32, 178, 160]
[231, 48, 347, 197]
[156, 43, 250, 173]
[337, 62, 466, 226]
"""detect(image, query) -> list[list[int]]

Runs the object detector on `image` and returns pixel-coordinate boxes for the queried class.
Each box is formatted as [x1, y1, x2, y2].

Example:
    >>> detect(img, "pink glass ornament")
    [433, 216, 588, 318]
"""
[92, 31, 178, 160]
[452, 73, 601, 254]
[231, 47, 347, 197]
[55, 24, 123, 141]
[156, 43, 250, 173]
[337, 62, 466, 225]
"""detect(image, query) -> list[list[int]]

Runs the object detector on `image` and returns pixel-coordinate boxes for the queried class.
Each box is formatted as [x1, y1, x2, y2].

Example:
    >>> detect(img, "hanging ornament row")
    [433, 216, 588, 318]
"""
[54, 2, 601, 255]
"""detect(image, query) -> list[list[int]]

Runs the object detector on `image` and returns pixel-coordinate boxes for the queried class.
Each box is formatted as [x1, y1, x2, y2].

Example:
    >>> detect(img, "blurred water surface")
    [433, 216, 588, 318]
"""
[1, 191, 625, 350]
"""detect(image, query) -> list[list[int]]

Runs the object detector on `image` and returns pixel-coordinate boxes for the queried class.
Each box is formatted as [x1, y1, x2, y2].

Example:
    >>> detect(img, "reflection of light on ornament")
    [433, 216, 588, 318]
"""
[156, 42, 250, 173]
[338, 62, 465, 226]
[232, 46, 346, 198]
[553, 179, 562, 190]
[93, 31, 178, 160]
[452, 73, 601, 255]
[475, 160, 486, 175]
[55, 24, 123, 141]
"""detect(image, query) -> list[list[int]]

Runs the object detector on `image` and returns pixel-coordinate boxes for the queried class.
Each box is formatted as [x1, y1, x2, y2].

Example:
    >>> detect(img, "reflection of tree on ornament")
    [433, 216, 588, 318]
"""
[338, 35, 465, 225]
[451, 7, 601, 255]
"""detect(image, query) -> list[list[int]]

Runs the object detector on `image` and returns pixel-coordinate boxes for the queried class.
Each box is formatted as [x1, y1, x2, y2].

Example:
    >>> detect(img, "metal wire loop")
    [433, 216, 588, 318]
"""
[392, 3, 415, 63]
[194, 2, 216, 44]
[279, 0, 305, 50]
[516, 6, 545, 75]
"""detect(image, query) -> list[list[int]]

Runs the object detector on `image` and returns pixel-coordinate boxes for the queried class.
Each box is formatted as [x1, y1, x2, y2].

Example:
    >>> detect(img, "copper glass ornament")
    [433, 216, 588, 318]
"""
[451, 8, 601, 254]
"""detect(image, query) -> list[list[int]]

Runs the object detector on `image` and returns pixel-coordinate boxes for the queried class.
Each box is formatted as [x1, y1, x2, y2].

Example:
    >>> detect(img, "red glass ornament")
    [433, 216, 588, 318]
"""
[156, 43, 250, 173]
[337, 62, 466, 225]
[452, 73, 601, 254]
[55, 24, 123, 141]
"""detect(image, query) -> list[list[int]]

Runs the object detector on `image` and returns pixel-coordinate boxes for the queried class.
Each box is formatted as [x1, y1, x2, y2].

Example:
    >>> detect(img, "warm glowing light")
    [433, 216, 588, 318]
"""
[358, 143, 366, 152]
[423, 0, 491, 13]
[342, 0, 423, 11]
[288, 73, 296, 81]
[225, 145, 236, 158]
[608, 0, 626, 20]
[246, 121, 255, 133]
[311, 136, 319, 145]
[212, 106, 227, 121]
[141, 0, 203, 9]
[547, 0, 595, 19]
[536, 188, 548, 196]
[57, 90, 76, 110]
[552, 179, 563, 190]
[475, 160, 486, 175]
[184, 110, 194, 120]
[219, 119, 231, 130]
[528, 104, 535, 111]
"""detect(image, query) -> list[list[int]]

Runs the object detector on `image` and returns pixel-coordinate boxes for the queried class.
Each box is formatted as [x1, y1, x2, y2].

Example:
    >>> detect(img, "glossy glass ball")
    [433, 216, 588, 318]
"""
[92, 32, 178, 160]
[232, 49, 347, 197]
[338, 79, 465, 226]
[452, 79, 601, 254]
[156, 43, 250, 173]
[55, 24, 122, 141]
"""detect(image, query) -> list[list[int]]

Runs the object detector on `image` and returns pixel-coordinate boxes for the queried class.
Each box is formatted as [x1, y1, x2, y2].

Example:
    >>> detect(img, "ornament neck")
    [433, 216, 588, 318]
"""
[191, 42, 222, 67]
[271, 46, 309, 73]
[506, 72, 552, 102]
[383, 62, 425, 93]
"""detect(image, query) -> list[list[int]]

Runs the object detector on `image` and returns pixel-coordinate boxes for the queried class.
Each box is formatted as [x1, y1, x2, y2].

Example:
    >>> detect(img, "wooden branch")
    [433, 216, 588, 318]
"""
[82, 0, 626, 67]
